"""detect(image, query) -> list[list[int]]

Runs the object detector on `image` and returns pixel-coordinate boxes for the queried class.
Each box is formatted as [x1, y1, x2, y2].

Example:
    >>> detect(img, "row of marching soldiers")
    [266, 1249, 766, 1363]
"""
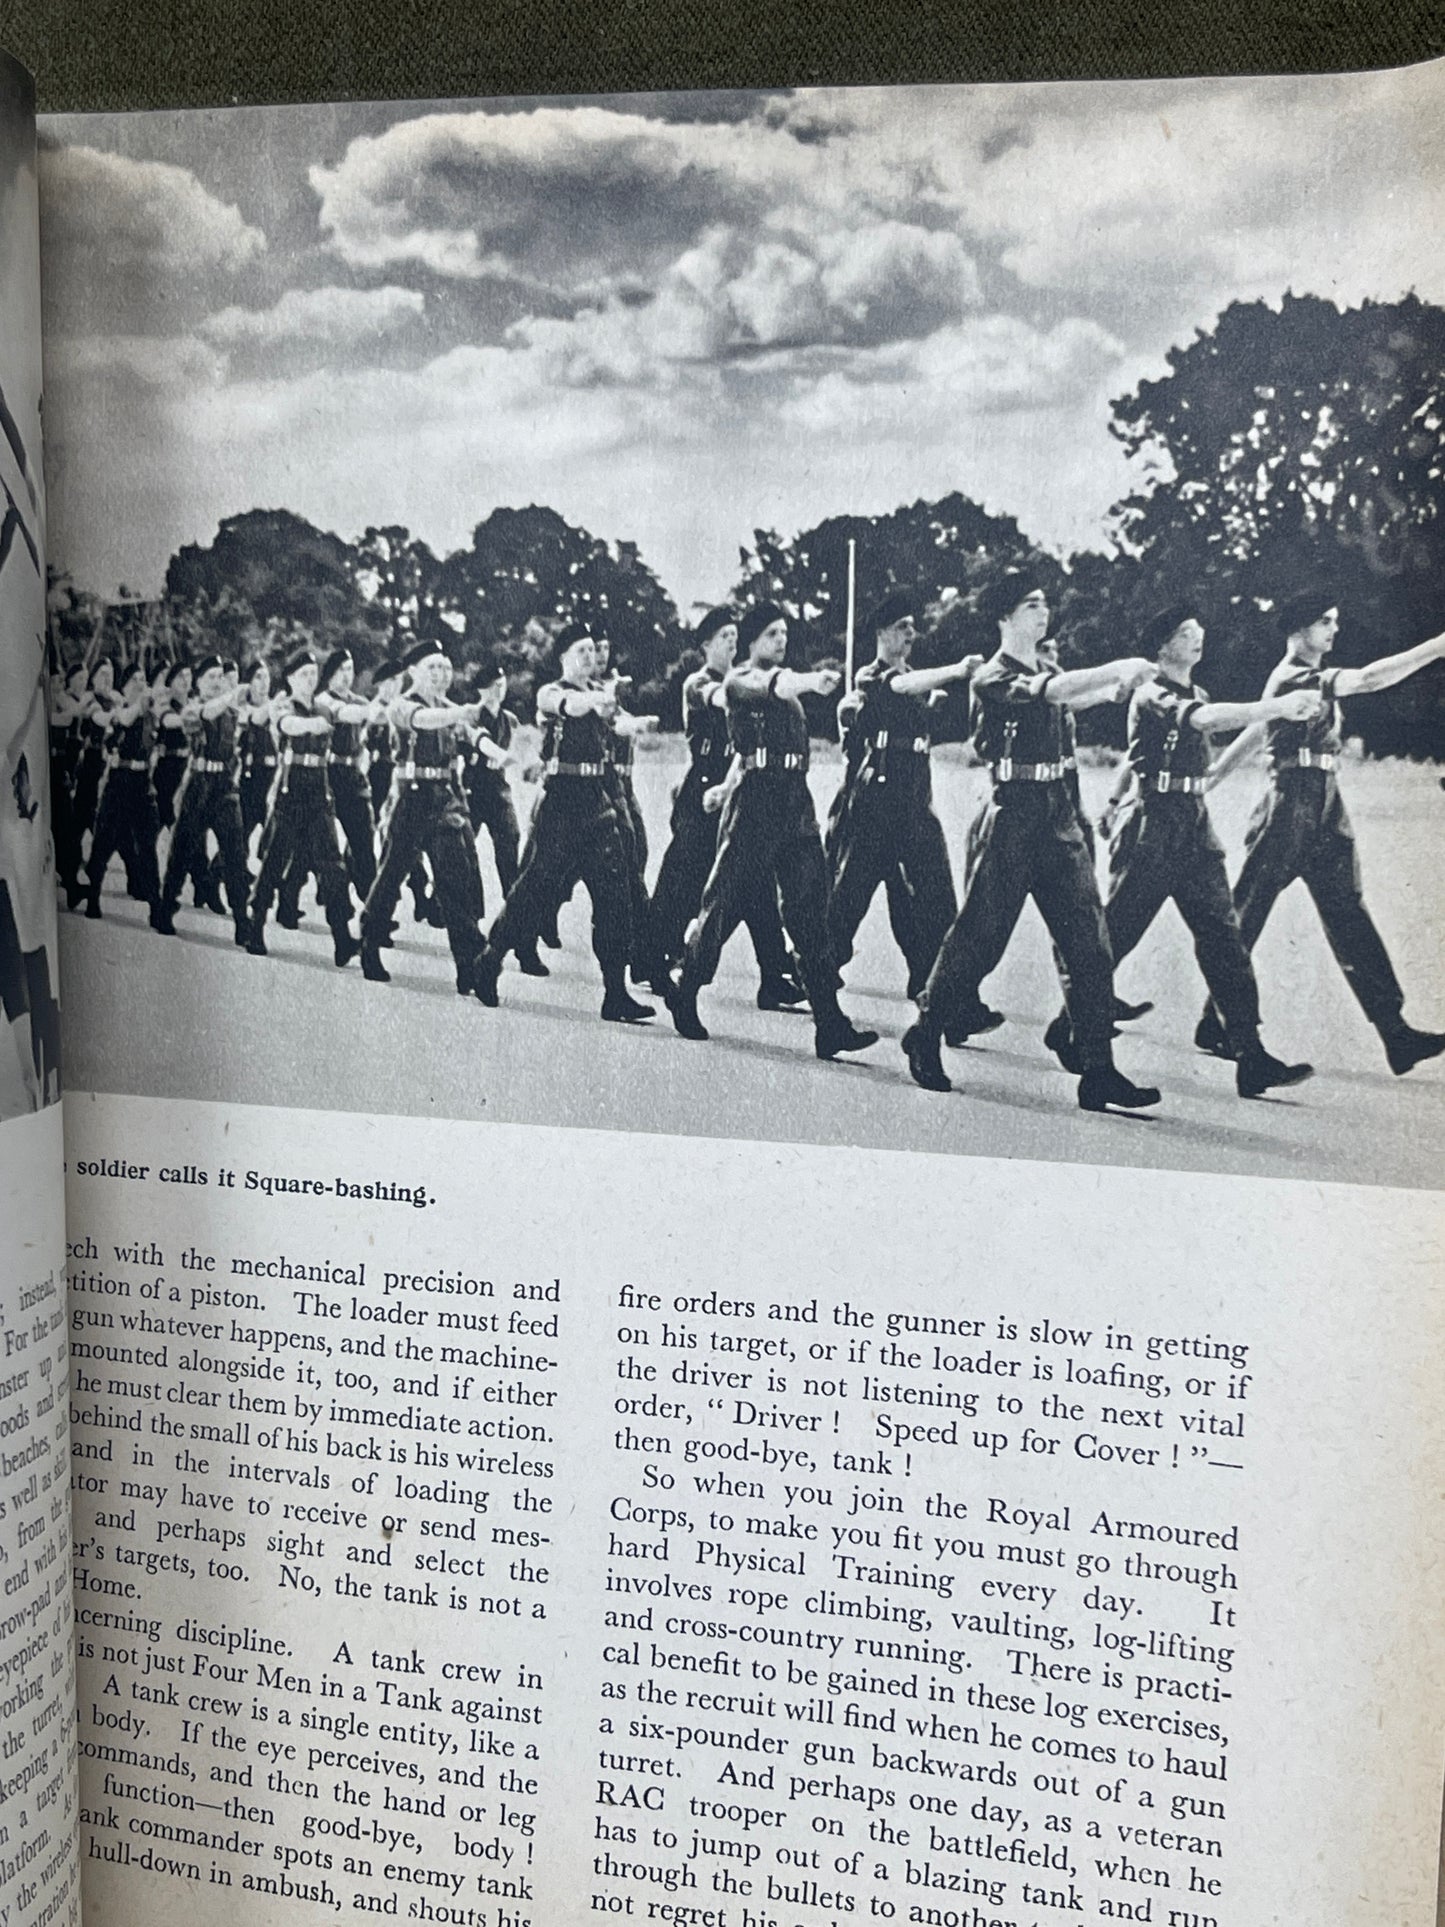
[53, 573, 1445, 1112]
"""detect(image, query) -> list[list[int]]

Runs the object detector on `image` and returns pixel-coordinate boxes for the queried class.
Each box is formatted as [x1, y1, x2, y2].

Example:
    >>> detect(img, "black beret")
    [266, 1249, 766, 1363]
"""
[319, 647, 353, 688]
[737, 602, 787, 653]
[193, 653, 224, 679]
[282, 646, 317, 681]
[977, 571, 1048, 629]
[1276, 589, 1339, 637]
[1140, 604, 1200, 656]
[867, 591, 915, 637]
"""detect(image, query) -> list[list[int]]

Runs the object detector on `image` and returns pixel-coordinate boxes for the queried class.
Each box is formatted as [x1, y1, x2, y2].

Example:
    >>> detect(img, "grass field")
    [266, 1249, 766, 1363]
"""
[43, 742, 1445, 1189]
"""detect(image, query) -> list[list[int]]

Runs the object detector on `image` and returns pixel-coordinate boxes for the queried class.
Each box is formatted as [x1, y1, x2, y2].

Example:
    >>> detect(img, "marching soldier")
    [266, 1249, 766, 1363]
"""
[903, 574, 1161, 1111]
[647, 607, 803, 1008]
[82, 658, 162, 919]
[316, 647, 381, 901]
[153, 654, 251, 945]
[237, 658, 278, 847]
[366, 658, 402, 816]
[665, 602, 877, 1061]
[472, 625, 649, 1022]
[49, 660, 87, 907]
[592, 635, 658, 983]
[826, 592, 979, 999]
[1197, 590, 1445, 1075]
[67, 655, 117, 904]
[357, 642, 488, 995]
[458, 660, 548, 976]
[1044, 605, 1316, 1096]
[152, 659, 194, 831]
[246, 646, 359, 966]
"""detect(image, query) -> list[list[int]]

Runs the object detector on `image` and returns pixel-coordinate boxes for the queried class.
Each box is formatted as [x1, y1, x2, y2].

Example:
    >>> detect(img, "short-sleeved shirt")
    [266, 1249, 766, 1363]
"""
[466, 706, 516, 789]
[538, 683, 612, 777]
[970, 652, 1071, 773]
[108, 707, 154, 765]
[317, 690, 364, 762]
[155, 693, 192, 759]
[681, 668, 731, 788]
[837, 660, 935, 808]
[723, 667, 810, 771]
[1262, 658, 1343, 773]
[391, 694, 457, 777]
[1127, 675, 1211, 787]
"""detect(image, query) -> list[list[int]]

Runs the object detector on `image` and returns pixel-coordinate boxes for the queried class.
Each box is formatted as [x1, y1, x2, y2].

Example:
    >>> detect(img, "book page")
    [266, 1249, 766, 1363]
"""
[40, 59, 1445, 1927]
[0, 44, 81, 1927]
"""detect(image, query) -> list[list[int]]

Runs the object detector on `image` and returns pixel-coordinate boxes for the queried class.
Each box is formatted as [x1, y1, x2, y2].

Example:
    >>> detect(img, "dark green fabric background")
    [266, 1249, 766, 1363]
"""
[1, 0, 1442, 113]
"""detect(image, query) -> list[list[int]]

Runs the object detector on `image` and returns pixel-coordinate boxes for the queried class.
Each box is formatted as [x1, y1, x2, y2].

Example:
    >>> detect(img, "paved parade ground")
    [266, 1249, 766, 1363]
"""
[44, 744, 1445, 1190]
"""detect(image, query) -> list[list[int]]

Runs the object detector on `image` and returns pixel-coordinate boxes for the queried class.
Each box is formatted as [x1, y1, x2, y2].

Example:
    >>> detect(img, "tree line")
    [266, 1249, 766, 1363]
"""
[47, 292, 1445, 757]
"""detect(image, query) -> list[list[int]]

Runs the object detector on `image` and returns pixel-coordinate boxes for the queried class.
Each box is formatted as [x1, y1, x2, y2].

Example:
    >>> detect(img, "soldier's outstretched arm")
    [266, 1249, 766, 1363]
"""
[890, 654, 982, 696]
[1332, 631, 1445, 699]
[1045, 658, 1155, 707]
[1189, 689, 1322, 734]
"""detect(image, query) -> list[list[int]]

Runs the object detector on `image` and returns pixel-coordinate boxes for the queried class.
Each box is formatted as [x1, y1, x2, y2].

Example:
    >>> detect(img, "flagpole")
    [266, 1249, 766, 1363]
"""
[844, 538, 857, 693]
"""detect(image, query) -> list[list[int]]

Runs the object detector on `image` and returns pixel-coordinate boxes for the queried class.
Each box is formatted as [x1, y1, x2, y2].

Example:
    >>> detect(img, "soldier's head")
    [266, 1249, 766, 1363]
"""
[91, 657, 115, 697]
[220, 657, 240, 690]
[1278, 591, 1340, 663]
[321, 647, 355, 698]
[592, 635, 612, 677]
[63, 661, 87, 695]
[738, 602, 789, 668]
[245, 659, 270, 703]
[554, 623, 597, 686]
[165, 660, 192, 699]
[118, 660, 147, 699]
[694, 607, 738, 676]
[404, 642, 452, 703]
[474, 656, 508, 712]
[869, 592, 917, 668]
[372, 657, 403, 702]
[1142, 605, 1205, 677]
[980, 573, 1050, 656]
[194, 654, 228, 701]
[282, 647, 319, 701]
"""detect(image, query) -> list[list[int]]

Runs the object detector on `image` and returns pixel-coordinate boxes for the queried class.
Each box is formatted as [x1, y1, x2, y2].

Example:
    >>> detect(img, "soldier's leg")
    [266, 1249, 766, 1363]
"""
[1034, 831, 1118, 1073]
[915, 805, 1031, 1037]
[485, 792, 585, 965]
[333, 769, 378, 901]
[773, 815, 850, 1030]
[898, 808, 957, 994]
[425, 795, 487, 987]
[825, 803, 889, 974]
[246, 805, 301, 942]
[210, 791, 253, 942]
[676, 788, 771, 996]
[1301, 818, 1405, 1035]
[117, 778, 162, 913]
[477, 786, 521, 896]
[648, 804, 713, 973]
[159, 783, 206, 917]
[361, 792, 423, 949]
[576, 807, 643, 1016]
[1173, 837, 1263, 1053]
[83, 781, 124, 914]
[741, 873, 796, 987]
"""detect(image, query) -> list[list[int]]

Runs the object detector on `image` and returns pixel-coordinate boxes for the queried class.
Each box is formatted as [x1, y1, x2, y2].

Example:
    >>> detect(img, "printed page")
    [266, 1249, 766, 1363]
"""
[0, 44, 81, 1927]
[41, 56, 1445, 1927]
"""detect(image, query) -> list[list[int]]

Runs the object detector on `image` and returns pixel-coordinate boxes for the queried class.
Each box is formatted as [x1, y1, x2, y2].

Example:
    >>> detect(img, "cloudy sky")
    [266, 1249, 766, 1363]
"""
[36, 61, 1445, 614]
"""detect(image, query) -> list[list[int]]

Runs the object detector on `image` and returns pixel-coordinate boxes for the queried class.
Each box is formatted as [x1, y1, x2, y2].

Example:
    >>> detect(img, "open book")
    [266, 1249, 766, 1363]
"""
[1, 44, 1443, 1927]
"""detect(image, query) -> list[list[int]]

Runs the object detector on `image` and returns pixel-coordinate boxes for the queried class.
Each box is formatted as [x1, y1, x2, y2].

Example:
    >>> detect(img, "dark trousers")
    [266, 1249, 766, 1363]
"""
[163, 772, 249, 932]
[153, 754, 188, 829]
[86, 769, 161, 910]
[466, 774, 521, 899]
[279, 764, 375, 917]
[650, 786, 792, 980]
[361, 780, 484, 979]
[1210, 772, 1403, 1033]
[52, 771, 82, 894]
[827, 789, 956, 990]
[240, 765, 276, 844]
[607, 771, 652, 972]
[678, 775, 839, 1016]
[919, 784, 1115, 1068]
[487, 779, 631, 977]
[369, 757, 393, 818]
[252, 778, 354, 943]
[1096, 797, 1261, 1047]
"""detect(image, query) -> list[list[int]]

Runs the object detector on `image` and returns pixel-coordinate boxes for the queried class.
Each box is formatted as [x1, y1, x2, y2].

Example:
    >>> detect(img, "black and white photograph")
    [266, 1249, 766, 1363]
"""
[37, 64, 1445, 1185]
[0, 48, 55, 1123]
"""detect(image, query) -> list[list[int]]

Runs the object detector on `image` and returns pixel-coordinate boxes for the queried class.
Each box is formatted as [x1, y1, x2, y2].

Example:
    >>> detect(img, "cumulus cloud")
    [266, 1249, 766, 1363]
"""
[47, 333, 229, 388]
[200, 284, 425, 349]
[39, 144, 265, 277]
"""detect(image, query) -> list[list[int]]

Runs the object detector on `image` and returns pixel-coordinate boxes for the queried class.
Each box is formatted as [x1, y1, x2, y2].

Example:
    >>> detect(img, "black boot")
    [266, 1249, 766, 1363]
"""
[816, 1013, 878, 1060]
[1043, 1009, 1083, 1073]
[757, 973, 808, 1012]
[1194, 1006, 1231, 1059]
[360, 940, 390, 983]
[1237, 1046, 1313, 1098]
[245, 925, 268, 957]
[1112, 995, 1153, 1023]
[516, 944, 550, 978]
[150, 902, 177, 937]
[539, 914, 562, 950]
[602, 979, 655, 1024]
[902, 1020, 950, 1091]
[333, 928, 360, 969]
[942, 999, 1005, 1047]
[1384, 1024, 1445, 1077]
[666, 977, 708, 1041]
[471, 947, 501, 1008]
[1078, 1066, 1161, 1112]
[83, 893, 102, 920]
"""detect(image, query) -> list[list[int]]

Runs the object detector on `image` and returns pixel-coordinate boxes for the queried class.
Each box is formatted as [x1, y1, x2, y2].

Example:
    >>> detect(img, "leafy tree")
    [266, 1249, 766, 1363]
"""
[1103, 293, 1445, 754]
